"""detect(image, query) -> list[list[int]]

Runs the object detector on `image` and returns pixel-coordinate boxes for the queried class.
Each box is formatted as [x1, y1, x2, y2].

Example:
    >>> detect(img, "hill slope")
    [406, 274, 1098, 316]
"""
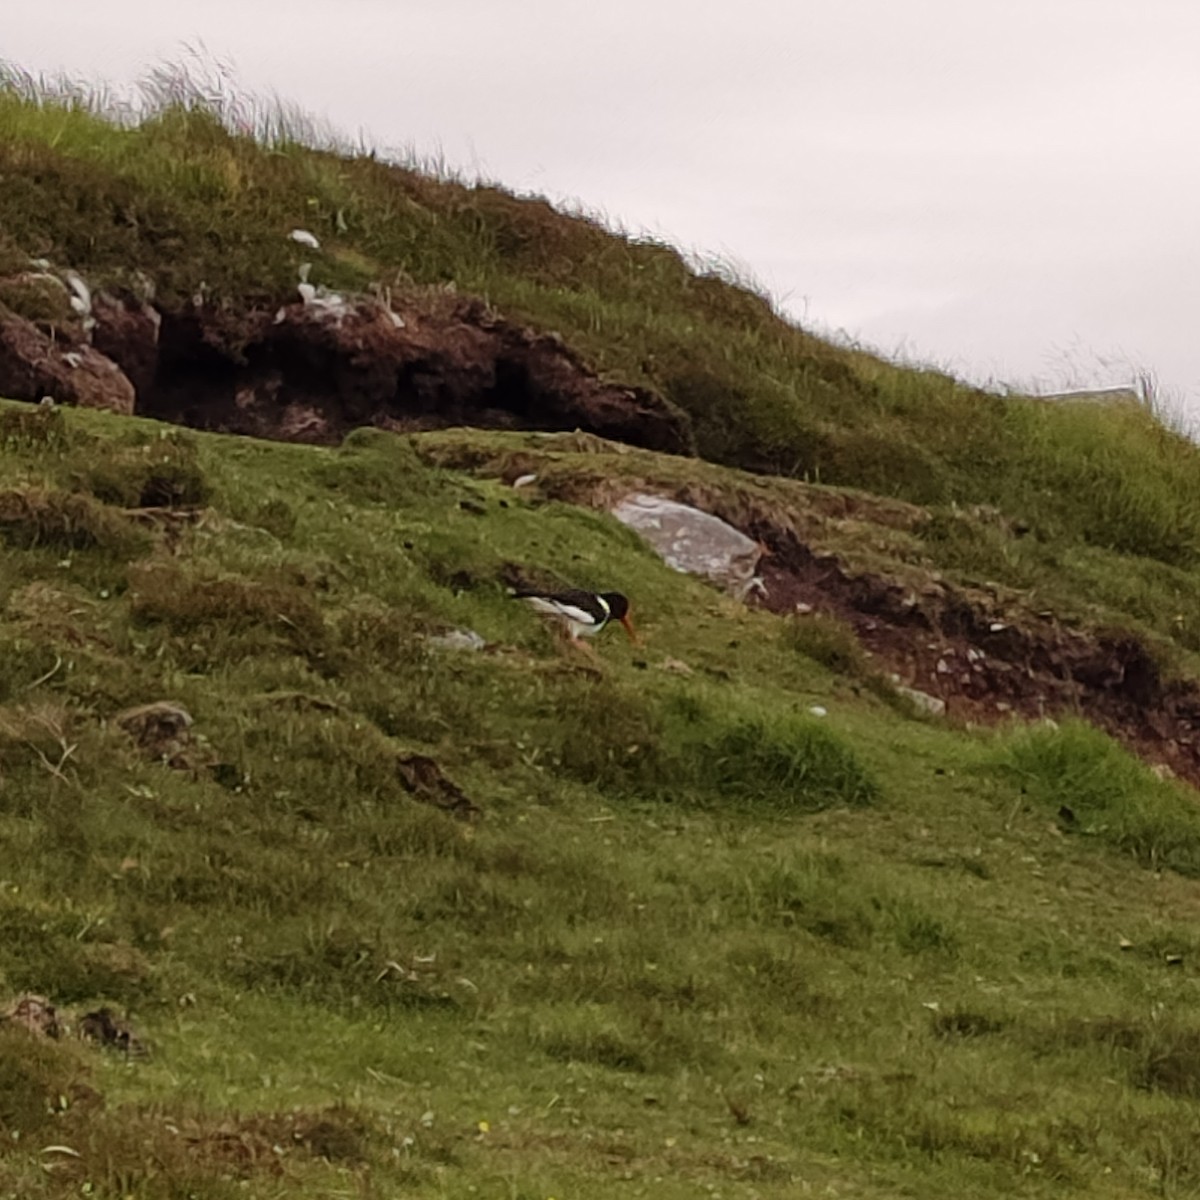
[3, 404, 1200, 1198]
[4, 81, 1200, 570]
[5, 73, 1200, 1200]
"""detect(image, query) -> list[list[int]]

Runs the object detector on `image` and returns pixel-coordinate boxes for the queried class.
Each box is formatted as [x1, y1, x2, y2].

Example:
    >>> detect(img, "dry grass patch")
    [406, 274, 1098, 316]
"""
[0, 486, 143, 553]
[74, 430, 211, 509]
[0, 403, 68, 451]
[0, 1025, 96, 1135]
[128, 562, 334, 669]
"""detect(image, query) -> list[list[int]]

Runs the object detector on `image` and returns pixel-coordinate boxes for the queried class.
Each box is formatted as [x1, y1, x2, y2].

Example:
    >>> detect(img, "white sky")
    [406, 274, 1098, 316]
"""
[6, 1, 1200, 417]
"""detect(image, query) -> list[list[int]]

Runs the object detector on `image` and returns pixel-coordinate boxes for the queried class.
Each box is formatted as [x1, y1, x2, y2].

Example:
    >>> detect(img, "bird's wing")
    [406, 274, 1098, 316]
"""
[521, 595, 602, 626]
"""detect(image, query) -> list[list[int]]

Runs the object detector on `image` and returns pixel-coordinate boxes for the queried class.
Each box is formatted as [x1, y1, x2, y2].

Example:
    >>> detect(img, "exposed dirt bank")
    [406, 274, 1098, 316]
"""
[750, 533, 1200, 785]
[0, 284, 694, 454]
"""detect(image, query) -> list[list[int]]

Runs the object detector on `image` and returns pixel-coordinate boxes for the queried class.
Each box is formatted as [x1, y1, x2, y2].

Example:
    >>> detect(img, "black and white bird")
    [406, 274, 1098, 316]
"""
[513, 587, 638, 648]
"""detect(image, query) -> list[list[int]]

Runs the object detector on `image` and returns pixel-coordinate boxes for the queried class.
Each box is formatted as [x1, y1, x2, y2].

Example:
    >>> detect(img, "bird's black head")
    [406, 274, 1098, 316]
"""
[600, 592, 630, 621]
[600, 592, 639, 644]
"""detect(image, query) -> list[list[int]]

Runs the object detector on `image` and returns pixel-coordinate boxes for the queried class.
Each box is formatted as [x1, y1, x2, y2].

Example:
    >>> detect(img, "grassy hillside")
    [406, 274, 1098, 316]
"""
[4, 402, 1200, 1198]
[4, 74, 1200, 571]
[7, 65, 1200, 1200]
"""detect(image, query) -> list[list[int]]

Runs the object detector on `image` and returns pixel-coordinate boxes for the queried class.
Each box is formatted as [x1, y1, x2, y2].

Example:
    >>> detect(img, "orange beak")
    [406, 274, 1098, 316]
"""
[619, 613, 641, 645]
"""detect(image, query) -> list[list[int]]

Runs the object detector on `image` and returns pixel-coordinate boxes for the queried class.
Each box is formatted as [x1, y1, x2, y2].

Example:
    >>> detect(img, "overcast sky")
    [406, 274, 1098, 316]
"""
[6, 1, 1200, 419]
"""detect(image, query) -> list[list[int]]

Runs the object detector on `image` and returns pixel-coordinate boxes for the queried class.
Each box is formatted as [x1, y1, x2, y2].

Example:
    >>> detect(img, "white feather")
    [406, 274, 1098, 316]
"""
[522, 597, 593, 624]
[65, 271, 91, 315]
[521, 596, 605, 636]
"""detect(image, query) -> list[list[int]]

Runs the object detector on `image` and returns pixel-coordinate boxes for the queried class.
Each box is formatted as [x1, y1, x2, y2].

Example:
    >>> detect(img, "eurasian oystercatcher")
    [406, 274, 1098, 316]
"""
[513, 587, 638, 647]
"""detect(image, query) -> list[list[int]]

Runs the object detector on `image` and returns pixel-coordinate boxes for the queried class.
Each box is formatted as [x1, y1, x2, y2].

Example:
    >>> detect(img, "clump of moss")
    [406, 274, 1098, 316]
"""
[128, 563, 333, 670]
[0, 486, 144, 553]
[0, 1025, 94, 1134]
[0, 403, 69, 452]
[75, 430, 210, 508]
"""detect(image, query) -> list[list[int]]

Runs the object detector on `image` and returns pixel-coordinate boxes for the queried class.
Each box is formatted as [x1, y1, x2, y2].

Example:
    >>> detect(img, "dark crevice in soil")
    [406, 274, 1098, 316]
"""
[124, 297, 696, 452]
[0, 281, 694, 452]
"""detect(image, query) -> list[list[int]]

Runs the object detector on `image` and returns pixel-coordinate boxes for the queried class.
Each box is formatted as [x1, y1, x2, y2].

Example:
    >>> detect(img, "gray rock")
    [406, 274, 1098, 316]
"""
[896, 686, 946, 717]
[427, 627, 487, 652]
[611, 493, 763, 598]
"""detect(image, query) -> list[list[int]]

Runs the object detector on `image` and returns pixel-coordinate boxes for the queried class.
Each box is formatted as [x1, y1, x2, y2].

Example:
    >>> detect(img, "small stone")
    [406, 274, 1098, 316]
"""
[896, 686, 946, 717]
[114, 701, 212, 773]
[657, 657, 694, 675]
[2, 994, 60, 1038]
[427, 628, 487, 652]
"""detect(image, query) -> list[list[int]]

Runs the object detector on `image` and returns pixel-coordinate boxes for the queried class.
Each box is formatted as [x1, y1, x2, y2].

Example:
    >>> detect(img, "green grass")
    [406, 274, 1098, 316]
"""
[996, 719, 1200, 874]
[3, 403, 1200, 1196]
[5, 59, 1200, 1199]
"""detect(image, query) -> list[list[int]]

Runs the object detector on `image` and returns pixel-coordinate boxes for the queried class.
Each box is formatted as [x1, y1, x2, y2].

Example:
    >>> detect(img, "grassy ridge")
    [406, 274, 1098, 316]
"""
[4, 81, 1200, 569]
[3, 403, 1200, 1196]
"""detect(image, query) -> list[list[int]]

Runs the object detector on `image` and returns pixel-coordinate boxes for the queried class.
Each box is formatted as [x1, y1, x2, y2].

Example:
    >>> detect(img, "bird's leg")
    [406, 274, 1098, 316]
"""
[568, 635, 600, 661]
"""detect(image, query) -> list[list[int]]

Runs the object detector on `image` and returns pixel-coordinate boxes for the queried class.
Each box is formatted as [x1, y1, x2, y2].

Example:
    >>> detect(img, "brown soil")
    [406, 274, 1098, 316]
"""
[2, 994, 61, 1038]
[0, 302, 134, 414]
[0, 277, 693, 451]
[749, 528, 1200, 786]
[396, 752, 482, 821]
[78, 1006, 146, 1056]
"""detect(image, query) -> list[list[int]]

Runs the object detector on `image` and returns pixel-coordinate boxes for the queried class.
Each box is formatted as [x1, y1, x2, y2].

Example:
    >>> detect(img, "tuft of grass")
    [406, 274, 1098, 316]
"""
[0, 486, 143, 553]
[0, 1027, 93, 1135]
[74, 428, 210, 508]
[317, 428, 434, 506]
[997, 400, 1200, 565]
[533, 1003, 717, 1075]
[0, 403, 68, 452]
[1043, 1012, 1200, 1100]
[699, 711, 880, 811]
[553, 676, 666, 792]
[0, 899, 154, 1004]
[996, 718, 1200, 873]
[0, 274, 75, 327]
[738, 854, 879, 946]
[128, 562, 332, 670]
[930, 1007, 1007, 1039]
[783, 611, 870, 676]
[538, 1018, 651, 1074]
